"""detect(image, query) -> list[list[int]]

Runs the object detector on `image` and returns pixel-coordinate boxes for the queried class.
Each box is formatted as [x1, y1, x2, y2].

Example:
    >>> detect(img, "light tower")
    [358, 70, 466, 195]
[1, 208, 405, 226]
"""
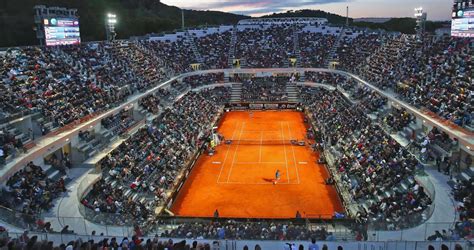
[414, 7, 427, 40]
[181, 9, 185, 30]
[346, 6, 349, 27]
[106, 13, 117, 41]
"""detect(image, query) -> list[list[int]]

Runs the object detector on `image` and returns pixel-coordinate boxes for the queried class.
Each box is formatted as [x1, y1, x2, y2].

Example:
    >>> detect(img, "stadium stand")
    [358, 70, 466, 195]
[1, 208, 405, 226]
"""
[235, 25, 294, 68]
[301, 87, 432, 229]
[240, 76, 289, 102]
[355, 35, 473, 129]
[81, 88, 230, 224]
[194, 31, 233, 69]
[0, 17, 472, 247]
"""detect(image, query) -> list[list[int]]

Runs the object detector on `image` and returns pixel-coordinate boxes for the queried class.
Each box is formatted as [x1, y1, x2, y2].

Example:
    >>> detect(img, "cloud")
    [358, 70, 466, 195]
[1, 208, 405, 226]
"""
[176, 0, 350, 15]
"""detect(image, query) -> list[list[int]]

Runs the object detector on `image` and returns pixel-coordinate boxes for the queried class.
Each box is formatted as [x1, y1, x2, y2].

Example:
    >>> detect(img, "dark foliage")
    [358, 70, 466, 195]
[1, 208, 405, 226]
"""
[0, 0, 248, 47]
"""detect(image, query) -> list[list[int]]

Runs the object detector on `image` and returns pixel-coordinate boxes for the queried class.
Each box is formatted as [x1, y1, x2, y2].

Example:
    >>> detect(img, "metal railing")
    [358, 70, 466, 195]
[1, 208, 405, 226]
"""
[1, 230, 469, 250]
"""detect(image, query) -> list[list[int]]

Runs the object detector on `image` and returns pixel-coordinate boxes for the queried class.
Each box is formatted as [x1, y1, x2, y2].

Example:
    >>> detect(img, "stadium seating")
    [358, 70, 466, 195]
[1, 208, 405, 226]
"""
[81, 87, 230, 223]
[355, 35, 473, 129]
[0, 21, 472, 243]
[235, 25, 294, 68]
[300, 87, 432, 229]
[240, 77, 289, 102]
[194, 31, 232, 69]
[0, 161, 67, 226]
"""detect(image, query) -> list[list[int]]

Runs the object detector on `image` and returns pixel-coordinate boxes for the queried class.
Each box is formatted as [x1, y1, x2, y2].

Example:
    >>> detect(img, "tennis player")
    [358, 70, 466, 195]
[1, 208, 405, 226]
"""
[249, 111, 253, 118]
[273, 169, 281, 185]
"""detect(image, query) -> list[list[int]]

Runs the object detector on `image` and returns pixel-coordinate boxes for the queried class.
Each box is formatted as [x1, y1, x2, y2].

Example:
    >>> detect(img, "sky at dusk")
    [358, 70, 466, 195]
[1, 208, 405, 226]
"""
[161, 0, 452, 21]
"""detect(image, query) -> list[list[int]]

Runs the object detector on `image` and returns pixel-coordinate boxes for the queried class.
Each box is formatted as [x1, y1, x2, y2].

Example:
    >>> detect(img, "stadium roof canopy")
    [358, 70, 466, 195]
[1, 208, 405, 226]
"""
[238, 17, 328, 25]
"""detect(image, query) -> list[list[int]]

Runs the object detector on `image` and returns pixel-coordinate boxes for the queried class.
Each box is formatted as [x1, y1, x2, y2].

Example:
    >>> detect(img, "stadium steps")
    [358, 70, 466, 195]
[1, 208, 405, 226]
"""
[292, 25, 303, 68]
[185, 32, 204, 65]
[324, 26, 345, 68]
[307, 223, 355, 240]
[230, 84, 242, 103]
[300, 74, 306, 82]
[428, 143, 449, 158]
[138, 107, 148, 116]
[286, 82, 299, 102]
[42, 164, 69, 183]
[239, 58, 247, 68]
[5, 124, 31, 145]
[76, 134, 102, 158]
[228, 26, 238, 68]
[99, 130, 116, 142]
[35, 116, 57, 133]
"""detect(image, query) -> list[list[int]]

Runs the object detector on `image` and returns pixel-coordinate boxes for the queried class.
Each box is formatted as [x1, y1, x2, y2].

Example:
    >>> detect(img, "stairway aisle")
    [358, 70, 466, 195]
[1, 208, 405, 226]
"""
[323, 27, 346, 68]
[230, 84, 242, 103]
[286, 82, 299, 103]
[227, 26, 238, 68]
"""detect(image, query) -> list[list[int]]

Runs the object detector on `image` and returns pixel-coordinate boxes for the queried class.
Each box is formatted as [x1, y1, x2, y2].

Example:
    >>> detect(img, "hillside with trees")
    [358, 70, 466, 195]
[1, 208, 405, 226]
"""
[261, 9, 351, 25]
[0, 0, 248, 47]
[0, 2, 448, 47]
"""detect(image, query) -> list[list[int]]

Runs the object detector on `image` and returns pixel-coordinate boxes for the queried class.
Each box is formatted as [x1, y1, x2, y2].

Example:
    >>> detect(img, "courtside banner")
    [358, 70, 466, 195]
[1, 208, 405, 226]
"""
[226, 103, 299, 110]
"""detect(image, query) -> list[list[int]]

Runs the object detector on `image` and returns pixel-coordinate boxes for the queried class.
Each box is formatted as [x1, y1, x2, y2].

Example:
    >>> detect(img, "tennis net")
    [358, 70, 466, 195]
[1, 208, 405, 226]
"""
[223, 139, 305, 145]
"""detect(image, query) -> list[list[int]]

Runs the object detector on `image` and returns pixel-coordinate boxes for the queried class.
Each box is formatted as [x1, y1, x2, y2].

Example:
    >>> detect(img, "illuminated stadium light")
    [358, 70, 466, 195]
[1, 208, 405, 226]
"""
[107, 13, 117, 24]
[105, 12, 117, 41]
[414, 7, 427, 40]
[414, 7, 424, 17]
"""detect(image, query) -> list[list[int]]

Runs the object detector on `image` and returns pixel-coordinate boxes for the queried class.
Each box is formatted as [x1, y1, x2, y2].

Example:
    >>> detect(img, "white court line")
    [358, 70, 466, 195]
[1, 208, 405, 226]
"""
[240, 130, 282, 132]
[258, 131, 263, 163]
[217, 181, 300, 185]
[287, 122, 301, 184]
[236, 162, 286, 164]
[226, 122, 246, 182]
[216, 121, 240, 183]
[280, 122, 290, 184]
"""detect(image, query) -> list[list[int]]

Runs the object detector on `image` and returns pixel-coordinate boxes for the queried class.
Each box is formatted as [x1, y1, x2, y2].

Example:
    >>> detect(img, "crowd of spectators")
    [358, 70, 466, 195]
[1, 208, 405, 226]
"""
[235, 25, 293, 68]
[0, 162, 66, 217]
[160, 221, 333, 241]
[139, 39, 195, 75]
[351, 86, 387, 113]
[81, 87, 229, 223]
[451, 178, 473, 239]
[183, 73, 225, 89]
[104, 42, 165, 92]
[0, 129, 25, 164]
[304, 72, 357, 90]
[101, 109, 136, 136]
[336, 33, 383, 72]
[241, 77, 288, 102]
[381, 108, 415, 132]
[0, 42, 163, 131]
[299, 32, 336, 68]
[138, 89, 172, 115]
[300, 87, 431, 229]
[0, 23, 472, 241]
[427, 177, 473, 241]
[0, 229, 218, 250]
[354, 35, 472, 129]
[194, 31, 232, 69]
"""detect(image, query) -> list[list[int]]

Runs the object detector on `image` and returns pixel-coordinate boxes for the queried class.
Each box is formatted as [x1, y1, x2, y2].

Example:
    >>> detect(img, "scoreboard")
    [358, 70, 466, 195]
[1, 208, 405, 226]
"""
[44, 17, 81, 46]
[451, 0, 474, 37]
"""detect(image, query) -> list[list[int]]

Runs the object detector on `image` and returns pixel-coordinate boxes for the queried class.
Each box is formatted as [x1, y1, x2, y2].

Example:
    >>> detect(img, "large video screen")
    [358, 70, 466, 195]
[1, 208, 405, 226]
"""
[451, 0, 474, 37]
[44, 17, 81, 46]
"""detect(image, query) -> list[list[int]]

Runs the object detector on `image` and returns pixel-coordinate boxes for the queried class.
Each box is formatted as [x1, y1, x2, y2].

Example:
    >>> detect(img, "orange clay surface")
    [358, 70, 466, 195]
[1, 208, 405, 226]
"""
[170, 111, 344, 219]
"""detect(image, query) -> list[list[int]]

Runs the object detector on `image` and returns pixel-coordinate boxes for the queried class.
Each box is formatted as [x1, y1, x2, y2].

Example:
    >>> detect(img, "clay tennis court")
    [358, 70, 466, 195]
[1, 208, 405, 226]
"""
[170, 111, 344, 219]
